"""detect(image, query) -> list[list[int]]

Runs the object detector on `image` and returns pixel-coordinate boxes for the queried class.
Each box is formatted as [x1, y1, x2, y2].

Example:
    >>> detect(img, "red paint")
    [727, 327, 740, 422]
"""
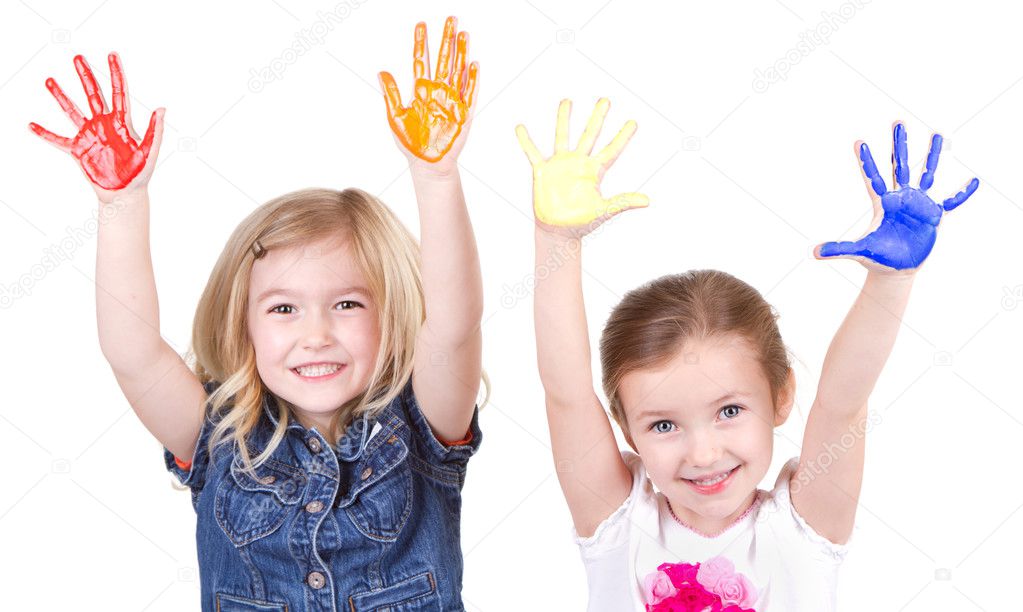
[29, 53, 159, 190]
[379, 16, 479, 162]
[684, 466, 739, 496]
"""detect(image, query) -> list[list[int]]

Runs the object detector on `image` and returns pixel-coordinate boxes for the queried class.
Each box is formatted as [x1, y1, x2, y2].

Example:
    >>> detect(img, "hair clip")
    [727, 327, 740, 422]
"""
[250, 240, 266, 259]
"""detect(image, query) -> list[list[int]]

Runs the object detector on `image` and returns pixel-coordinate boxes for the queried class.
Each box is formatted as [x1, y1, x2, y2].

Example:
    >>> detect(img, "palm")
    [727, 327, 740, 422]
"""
[379, 17, 478, 163]
[70, 111, 150, 188]
[516, 98, 648, 230]
[392, 78, 467, 160]
[29, 53, 159, 191]
[816, 123, 979, 271]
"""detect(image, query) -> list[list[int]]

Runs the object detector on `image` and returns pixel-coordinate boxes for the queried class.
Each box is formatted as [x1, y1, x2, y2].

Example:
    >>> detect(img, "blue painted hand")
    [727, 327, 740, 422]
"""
[815, 123, 979, 271]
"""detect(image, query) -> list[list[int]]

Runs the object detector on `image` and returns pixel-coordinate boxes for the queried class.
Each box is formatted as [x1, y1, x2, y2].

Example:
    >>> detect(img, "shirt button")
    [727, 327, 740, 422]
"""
[305, 500, 324, 513]
[360, 467, 373, 480]
[259, 475, 276, 485]
[306, 437, 322, 453]
[307, 571, 326, 589]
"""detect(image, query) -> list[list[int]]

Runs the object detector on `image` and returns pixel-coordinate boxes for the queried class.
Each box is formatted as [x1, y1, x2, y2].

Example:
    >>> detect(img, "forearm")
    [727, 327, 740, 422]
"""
[95, 189, 166, 373]
[534, 227, 597, 405]
[410, 166, 483, 344]
[815, 271, 916, 416]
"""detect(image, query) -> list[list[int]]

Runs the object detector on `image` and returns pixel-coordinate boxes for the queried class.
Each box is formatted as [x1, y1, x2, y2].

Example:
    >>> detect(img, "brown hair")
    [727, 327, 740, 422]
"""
[599, 269, 790, 436]
[190, 187, 425, 478]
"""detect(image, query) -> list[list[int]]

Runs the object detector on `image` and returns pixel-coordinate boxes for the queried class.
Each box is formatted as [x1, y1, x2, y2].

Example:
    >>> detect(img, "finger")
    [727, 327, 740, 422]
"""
[435, 16, 456, 83]
[463, 61, 479, 108]
[815, 240, 867, 259]
[378, 71, 404, 116]
[109, 52, 128, 116]
[858, 142, 887, 196]
[453, 31, 468, 95]
[919, 133, 942, 191]
[44, 78, 86, 127]
[576, 98, 610, 154]
[595, 119, 638, 167]
[74, 55, 107, 116]
[28, 122, 72, 151]
[412, 22, 429, 81]
[515, 125, 543, 165]
[892, 122, 910, 188]
[138, 108, 165, 163]
[554, 99, 572, 153]
[942, 177, 979, 211]
[604, 192, 650, 217]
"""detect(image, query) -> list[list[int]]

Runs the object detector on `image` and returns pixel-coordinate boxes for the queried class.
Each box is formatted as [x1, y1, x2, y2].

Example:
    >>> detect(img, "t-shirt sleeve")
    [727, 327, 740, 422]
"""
[767, 457, 851, 564]
[401, 379, 482, 468]
[573, 450, 652, 559]
[163, 381, 222, 502]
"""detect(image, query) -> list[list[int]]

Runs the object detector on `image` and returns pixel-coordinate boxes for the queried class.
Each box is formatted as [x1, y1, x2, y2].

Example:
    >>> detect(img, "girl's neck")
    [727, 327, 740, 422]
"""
[666, 489, 760, 538]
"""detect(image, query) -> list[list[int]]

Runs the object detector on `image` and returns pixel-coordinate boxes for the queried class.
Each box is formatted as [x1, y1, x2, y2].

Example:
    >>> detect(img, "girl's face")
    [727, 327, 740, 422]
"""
[620, 334, 791, 535]
[247, 235, 381, 434]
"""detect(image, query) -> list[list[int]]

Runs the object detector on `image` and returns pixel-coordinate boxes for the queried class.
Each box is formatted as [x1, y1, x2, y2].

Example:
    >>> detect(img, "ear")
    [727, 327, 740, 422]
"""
[773, 368, 796, 427]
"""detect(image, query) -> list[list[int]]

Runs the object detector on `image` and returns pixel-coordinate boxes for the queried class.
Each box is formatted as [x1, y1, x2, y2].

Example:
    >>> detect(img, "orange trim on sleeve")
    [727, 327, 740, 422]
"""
[174, 456, 193, 471]
[439, 430, 473, 447]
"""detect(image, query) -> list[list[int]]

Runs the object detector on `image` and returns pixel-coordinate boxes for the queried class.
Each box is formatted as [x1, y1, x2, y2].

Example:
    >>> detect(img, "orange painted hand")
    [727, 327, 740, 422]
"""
[379, 16, 479, 163]
[516, 98, 648, 230]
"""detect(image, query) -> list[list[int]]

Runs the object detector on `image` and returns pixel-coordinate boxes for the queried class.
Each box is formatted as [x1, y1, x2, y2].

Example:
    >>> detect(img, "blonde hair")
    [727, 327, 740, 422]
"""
[600, 269, 790, 439]
[191, 187, 425, 477]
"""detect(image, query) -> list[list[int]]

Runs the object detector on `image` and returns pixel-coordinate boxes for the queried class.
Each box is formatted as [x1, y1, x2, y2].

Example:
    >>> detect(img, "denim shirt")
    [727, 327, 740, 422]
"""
[164, 380, 482, 611]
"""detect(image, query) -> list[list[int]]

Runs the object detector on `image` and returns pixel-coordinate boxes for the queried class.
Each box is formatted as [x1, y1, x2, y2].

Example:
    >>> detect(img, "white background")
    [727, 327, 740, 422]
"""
[1, 0, 1021, 610]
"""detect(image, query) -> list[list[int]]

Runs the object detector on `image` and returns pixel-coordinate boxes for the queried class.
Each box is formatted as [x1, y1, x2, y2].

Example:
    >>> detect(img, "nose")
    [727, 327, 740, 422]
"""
[685, 428, 723, 469]
[300, 310, 334, 350]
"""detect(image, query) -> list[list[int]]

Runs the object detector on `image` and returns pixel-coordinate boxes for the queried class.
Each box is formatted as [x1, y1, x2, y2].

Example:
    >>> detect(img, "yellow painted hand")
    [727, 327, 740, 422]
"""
[516, 98, 648, 229]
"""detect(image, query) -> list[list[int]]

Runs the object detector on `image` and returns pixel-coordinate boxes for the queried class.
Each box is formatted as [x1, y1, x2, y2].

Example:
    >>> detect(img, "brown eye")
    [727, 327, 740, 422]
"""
[269, 304, 295, 314]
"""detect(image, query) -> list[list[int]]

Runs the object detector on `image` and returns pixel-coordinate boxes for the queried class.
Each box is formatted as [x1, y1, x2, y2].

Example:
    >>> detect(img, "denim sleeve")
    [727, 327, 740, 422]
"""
[163, 381, 222, 501]
[401, 380, 482, 468]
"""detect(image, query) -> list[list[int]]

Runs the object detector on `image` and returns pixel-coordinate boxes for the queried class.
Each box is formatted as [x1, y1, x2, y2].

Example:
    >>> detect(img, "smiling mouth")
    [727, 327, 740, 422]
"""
[291, 363, 345, 378]
[684, 466, 739, 487]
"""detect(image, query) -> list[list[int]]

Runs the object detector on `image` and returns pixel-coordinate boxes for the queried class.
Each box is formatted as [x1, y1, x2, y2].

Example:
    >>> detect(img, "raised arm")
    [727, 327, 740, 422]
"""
[30, 53, 206, 462]
[519, 98, 649, 536]
[797, 122, 980, 544]
[379, 17, 482, 442]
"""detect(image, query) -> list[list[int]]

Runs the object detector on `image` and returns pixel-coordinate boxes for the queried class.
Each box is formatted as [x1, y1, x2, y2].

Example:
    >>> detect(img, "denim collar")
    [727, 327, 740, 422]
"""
[259, 392, 374, 462]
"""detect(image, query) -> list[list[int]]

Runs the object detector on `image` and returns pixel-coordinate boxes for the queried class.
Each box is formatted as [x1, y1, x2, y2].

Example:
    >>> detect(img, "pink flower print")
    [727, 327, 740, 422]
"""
[643, 571, 679, 605]
[696, 556, 758, 609]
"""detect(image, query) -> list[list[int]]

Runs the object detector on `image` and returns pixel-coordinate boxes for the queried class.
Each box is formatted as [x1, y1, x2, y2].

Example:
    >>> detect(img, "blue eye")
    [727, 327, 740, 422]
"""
[719, 405, 743, 420]
[651, 420, 676, 434]
[269, 304, 295, 314]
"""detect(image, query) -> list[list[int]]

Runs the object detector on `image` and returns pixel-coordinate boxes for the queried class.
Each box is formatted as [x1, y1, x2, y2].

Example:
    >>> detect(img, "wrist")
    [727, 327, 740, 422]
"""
[409, 159, 460, 182]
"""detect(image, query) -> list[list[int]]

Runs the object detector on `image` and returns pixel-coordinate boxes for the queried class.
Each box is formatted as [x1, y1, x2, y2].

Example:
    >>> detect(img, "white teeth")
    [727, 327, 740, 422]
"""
[294, 363, 341, 377]
[689, 468, 733, 487]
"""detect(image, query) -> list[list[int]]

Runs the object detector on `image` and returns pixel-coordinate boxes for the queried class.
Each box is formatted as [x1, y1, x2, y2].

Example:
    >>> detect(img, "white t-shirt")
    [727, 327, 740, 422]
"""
[574, 451, 850, 611]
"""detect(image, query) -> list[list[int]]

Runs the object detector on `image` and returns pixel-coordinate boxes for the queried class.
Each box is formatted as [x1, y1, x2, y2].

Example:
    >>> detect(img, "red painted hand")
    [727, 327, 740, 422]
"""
[29, 53, 163, 191]
[379, 16, 479, 163]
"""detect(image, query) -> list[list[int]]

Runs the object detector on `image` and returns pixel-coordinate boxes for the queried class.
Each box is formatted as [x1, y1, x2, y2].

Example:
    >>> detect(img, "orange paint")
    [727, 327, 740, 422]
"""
[379, 16, 479, 162]
[29, 53, 159, 190]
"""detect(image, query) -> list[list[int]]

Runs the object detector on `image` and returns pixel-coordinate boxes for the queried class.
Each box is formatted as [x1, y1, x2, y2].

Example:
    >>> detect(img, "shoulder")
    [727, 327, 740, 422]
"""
[385, 379, 482, 471]
[758, 457, 850, 564]
[574, 450, 658, 555]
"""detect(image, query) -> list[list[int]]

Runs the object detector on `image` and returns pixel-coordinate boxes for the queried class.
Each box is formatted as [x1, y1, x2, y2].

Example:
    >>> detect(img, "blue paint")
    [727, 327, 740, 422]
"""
[943, 177, 979, 211]
[893, 122, 910, 187]
[919, 134, 942, 191]
[819, 124, 979, 270]
[860, 143, 887, 196]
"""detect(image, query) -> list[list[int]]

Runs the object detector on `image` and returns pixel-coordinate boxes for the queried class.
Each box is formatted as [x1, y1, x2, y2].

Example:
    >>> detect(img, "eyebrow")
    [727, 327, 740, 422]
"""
[255, 286, 370, 303]
[634, 392, 750, 421]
